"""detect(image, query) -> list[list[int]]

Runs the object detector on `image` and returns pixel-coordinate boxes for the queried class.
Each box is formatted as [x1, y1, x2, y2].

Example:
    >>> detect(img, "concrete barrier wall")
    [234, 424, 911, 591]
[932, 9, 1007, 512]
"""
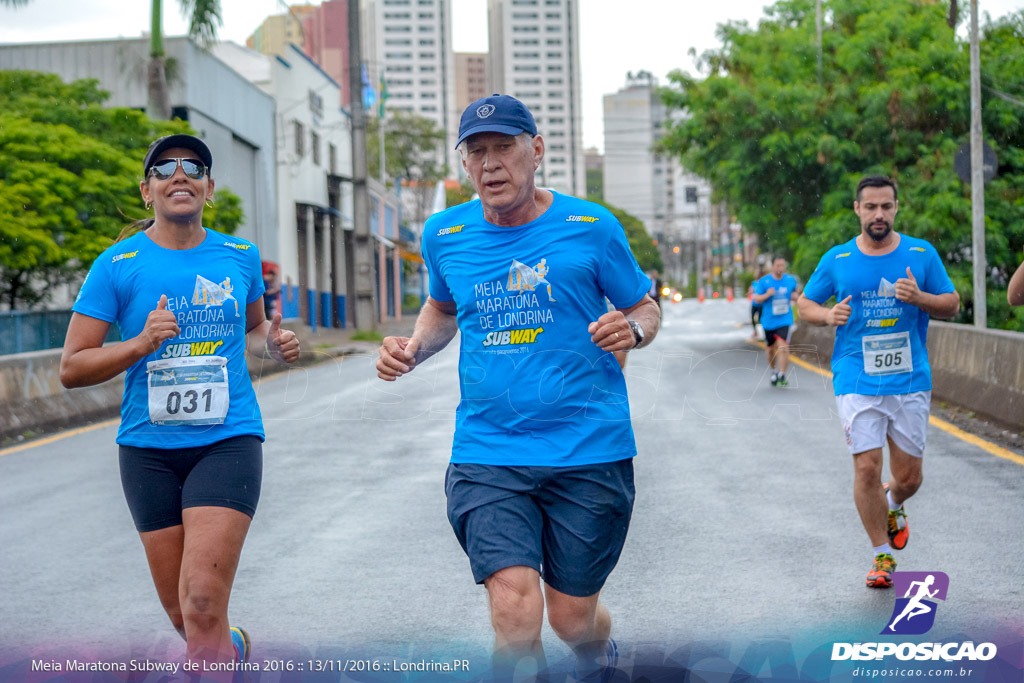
[790, 321, 1024, 428]
[928, 323, 1024, 427]
[0, 326, 328, 443]
[0, 349, 125, 440]
[4, 321, 1020, 443]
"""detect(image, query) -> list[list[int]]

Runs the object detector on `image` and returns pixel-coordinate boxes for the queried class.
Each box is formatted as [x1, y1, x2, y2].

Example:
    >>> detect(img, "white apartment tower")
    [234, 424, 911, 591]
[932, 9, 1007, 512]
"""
[366, 0, 459, 176]
[487, 0, 585, 197]
[603, 73, 711, 244]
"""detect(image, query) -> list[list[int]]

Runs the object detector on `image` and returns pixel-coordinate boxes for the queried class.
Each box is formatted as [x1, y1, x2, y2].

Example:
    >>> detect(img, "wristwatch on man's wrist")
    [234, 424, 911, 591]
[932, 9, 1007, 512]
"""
[627, 320, 644, 349]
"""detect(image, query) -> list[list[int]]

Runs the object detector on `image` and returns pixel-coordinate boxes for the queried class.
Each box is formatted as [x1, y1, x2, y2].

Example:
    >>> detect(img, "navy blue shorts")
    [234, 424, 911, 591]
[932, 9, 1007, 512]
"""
[119, 435, 263, 532]
[765, 326, 791, 346]
[445, 459, 635, 597]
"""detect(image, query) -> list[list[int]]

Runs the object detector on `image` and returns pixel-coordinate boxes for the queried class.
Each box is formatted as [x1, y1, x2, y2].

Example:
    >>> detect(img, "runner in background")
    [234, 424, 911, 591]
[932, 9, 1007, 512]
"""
[798, 174, 958, 589]
[753, 257, 799, 386]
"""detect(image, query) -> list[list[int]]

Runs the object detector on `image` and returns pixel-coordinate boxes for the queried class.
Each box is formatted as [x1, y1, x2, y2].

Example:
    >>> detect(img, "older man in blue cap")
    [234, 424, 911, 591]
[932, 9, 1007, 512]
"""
[377, 94, 660, 681]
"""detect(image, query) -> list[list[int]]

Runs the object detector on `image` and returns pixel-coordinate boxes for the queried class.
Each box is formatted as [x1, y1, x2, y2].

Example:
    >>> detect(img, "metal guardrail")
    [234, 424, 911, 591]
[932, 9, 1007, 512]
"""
[0, 310, 120, 356]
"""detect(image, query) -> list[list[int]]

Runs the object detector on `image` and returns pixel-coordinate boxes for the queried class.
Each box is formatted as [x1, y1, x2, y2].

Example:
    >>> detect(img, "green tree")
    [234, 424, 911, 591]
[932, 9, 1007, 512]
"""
[659, 0, 1024, 329]
[1, 0, 222, 121]
[369, 111, 449, 228]
[446, 178, 476, 208]
[594, 201, 664, 274]
[0, 71, 243, 309]
[368, 111, 448, 186]
[586, 167, 604, 200]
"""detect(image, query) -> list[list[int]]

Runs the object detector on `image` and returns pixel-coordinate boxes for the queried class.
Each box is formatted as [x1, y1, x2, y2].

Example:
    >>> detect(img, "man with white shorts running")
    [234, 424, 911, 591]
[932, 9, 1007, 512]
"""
[797, 175, 959, 589]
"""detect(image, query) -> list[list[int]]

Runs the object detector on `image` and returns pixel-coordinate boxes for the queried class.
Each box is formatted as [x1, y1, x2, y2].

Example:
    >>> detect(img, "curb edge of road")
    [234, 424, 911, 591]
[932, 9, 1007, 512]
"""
[744, 338, 1024, 467]
[0, 343, 382, 459]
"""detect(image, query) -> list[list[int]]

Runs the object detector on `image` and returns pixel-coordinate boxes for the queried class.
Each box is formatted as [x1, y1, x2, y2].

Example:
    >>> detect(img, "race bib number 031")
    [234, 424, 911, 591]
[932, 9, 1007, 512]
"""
[862, 332, 913, 376]
[147, 355, 230, 426]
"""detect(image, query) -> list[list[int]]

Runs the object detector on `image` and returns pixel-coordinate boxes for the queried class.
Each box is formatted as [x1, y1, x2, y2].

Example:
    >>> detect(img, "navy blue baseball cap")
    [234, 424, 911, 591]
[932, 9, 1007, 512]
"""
[456, 94, 538, 148]
[143, 134, 213, 176]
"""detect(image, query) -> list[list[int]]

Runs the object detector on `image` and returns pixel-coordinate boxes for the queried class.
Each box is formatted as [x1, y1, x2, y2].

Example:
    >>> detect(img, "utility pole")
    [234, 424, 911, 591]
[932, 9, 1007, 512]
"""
[348, 0, 378, 331]
[969, 0, 986, 328]
[728, 213, 737, 292]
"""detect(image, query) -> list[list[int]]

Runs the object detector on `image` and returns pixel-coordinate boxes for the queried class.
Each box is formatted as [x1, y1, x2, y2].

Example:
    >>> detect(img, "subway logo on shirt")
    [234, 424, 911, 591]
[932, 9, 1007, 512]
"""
[160, 340, 226, 359]
[481, 327, 545, 347]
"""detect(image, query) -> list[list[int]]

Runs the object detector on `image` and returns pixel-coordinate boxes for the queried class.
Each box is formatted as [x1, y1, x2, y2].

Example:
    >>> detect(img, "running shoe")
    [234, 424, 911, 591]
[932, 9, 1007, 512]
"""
[883, 483, 909, 550]
[866, 553, 897, 589]
[770, 372, 779, 386]
[572, 639, 618, 683]
[777, 373, 788, 387]
[230, 626, 251, 664]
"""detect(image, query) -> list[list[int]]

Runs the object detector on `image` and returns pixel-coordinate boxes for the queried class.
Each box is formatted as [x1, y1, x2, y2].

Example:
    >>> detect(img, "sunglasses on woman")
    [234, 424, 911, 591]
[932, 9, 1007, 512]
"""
[148, 158, 208, 181]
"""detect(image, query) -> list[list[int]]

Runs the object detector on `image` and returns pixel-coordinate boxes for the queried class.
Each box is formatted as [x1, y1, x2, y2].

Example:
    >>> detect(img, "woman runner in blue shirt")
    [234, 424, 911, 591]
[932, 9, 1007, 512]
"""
[60, 135, 299, 669]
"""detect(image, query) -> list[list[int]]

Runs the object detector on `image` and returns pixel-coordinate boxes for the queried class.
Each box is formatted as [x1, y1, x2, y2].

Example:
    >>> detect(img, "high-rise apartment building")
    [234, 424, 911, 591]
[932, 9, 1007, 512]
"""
[487, 0, 584, 197]
[246, 5, 318, 59]
[455, 52, 489, 112]
[365, 0, 458, 175]
[603, 73, 713, 284]
[246, 1, 353, 107]
[603, 73, 672, 237]
[303, 0, 354, 107]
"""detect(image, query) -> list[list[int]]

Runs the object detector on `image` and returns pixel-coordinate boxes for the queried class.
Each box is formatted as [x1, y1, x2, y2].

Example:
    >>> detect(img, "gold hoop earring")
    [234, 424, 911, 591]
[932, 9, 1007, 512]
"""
[145, 201, 152, 210]
[205, 199, 215, 208]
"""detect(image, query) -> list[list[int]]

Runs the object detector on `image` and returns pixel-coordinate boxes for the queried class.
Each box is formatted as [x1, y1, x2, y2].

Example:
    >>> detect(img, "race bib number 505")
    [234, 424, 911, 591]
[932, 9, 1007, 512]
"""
[862, 332, 913, 376]
[147, 356, 230, 426]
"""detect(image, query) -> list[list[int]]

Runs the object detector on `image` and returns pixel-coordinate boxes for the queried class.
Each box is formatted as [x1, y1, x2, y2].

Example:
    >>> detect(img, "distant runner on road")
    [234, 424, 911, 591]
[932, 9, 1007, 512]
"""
[797, 174, 959, 589]
[748, 272, 764, 340]
[753, 257, 799, 386]
[376, 94, 660, 682]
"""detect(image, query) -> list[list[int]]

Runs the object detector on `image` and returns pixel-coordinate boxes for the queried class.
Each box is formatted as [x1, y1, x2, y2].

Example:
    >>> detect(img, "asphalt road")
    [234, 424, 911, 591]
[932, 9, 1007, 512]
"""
[1, 300, 1021, 680]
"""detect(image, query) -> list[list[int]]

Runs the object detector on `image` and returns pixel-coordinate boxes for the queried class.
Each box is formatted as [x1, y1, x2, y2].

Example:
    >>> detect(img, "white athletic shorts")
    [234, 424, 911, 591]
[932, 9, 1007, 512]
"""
[835, 391, 931, 457]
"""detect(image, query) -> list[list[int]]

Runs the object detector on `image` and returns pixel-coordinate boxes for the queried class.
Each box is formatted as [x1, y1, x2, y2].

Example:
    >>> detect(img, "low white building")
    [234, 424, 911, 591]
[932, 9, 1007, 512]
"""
[214, 41, 404, 329]
[0, 36, 405, 329]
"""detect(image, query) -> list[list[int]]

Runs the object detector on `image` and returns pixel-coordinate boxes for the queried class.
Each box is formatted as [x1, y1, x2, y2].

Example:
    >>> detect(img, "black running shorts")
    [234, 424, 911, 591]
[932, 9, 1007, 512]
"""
[764, 326, 791, 346]
[119, 435, 263, 532]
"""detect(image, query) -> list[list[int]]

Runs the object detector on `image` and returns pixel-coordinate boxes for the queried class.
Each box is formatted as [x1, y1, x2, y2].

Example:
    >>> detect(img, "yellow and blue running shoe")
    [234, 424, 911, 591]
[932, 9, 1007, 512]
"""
[230, 626, 251, 664]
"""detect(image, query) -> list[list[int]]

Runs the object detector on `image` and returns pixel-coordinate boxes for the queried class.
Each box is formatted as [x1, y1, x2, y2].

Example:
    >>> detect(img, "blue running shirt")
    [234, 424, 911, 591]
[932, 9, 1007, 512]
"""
[73, 229, 266, 447]
[755, 273, 798, 329]
[422, 191, 652, 466]
[802, 234, 955, 396]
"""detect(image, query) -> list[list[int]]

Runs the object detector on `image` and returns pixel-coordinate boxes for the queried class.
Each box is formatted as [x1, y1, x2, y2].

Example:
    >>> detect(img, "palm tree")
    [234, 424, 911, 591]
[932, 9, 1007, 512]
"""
[148, 0, 223, 119]
[1, 0, 221, 121]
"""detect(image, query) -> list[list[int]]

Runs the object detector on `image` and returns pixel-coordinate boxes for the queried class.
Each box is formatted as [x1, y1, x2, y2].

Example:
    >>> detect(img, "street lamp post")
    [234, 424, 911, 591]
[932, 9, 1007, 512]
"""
[969, 0, 986, 328]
